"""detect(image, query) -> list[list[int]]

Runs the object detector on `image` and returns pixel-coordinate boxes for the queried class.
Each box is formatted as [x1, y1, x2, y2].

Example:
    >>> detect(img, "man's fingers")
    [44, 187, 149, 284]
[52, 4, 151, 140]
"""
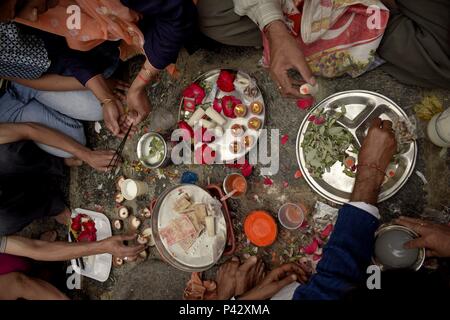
[115, 80, 130, 91]
[239, 256, 258, 272]
[115, 91, 127, 102]
[403, 237, 428, 250]
[426, 250, 438, 257]
[119, 234, 138, 242]
[395, 217, 431, 235]
[371, 118, 382, 129]
[123, 245, 146, 258]
[276, 274, 297, 289]
[397, 216, 426, 225]
[293, 58, 314, 85]
[381, 120, 393, 131]
[275, 71, 303, 98]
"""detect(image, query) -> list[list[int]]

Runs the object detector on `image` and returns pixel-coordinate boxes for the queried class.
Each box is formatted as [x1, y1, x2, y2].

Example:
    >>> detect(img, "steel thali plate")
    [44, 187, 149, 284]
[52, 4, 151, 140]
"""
[296, 90, 417, 204]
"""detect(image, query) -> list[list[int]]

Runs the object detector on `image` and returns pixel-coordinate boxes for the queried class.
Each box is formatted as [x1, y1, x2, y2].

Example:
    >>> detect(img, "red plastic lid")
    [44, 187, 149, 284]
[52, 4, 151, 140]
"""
[244, 211, 277, 247]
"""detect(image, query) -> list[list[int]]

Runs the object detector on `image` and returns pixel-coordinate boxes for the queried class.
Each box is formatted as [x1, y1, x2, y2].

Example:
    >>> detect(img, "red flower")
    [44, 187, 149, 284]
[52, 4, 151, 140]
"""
[182, 83, 206, 105]
[297, 97, 314, 110]
[308, 115, 316, 122]
[294, 170, 303, 179]
[78, 229, 97, 242]
[82, 220, 97, 233]
[213, 98, 222, 113]
[71, 214, 86, 232]
[183, 97, 196, 112]
[71, 220, 81, 232]
[178, 120, 194, 141]
[302, 239, 319, 255]
[194, 144, 216, 165]
[217, 70, 235, 92]
[222, 96, 241, 118]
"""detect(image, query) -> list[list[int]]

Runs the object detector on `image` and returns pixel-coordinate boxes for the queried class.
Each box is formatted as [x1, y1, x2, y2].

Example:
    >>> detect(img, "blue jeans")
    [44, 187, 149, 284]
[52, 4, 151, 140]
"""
[0, 82, 102, 158]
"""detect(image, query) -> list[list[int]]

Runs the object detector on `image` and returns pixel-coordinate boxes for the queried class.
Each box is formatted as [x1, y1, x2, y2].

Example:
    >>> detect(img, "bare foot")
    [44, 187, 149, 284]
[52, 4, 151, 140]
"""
[215, 256, 240, 300]
[54, 208, 71, 225]
[64, 158, 83, 167]
[40, 230, 58, 242]
[235, 256, 266, 296]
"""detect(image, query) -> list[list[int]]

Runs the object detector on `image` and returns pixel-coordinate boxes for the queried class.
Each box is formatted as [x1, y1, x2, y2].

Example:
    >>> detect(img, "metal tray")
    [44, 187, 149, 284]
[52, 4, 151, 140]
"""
[151, 184, 227, 272]
[296, 90, 417, 204]
[179, 69, 265, 162]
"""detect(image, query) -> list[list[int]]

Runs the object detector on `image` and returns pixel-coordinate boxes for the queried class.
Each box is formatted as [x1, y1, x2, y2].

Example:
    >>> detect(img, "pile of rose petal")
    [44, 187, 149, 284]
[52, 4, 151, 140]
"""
[71, 214, 97, 242]
[300, 223, 334, 263]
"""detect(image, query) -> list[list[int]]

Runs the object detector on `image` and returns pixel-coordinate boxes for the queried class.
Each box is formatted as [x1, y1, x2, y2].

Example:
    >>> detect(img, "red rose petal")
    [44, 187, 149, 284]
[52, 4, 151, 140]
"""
[241, 162, 253, 177]
[213, 98, 222, 113]
[281, 134, 289, 145]
[78, 229, 97, 242]
[308, 115, 316, 122]
[194, 144, 216, 165]
[263, 177, 273, 186]
[300, 219, 309, 228]
[183, 83, 206, 105]
[71, 221, 81, 232]
[297, 97, 315, 110]
[294, 170, 303, 179]
[312, 254, 322, 261]
[302, 239, 319, 255]
[320, 224, 334, 239]
[314, 116, 326, 125]
[217, 70, 236, 92]
[178, 121, 194, 141]
[283, 181, 289, 188]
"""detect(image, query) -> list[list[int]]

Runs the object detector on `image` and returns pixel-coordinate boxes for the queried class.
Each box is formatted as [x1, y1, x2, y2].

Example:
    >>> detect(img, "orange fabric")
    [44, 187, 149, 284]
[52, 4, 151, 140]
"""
[15, 0, 144, 54]
[14, 0, 195, 76]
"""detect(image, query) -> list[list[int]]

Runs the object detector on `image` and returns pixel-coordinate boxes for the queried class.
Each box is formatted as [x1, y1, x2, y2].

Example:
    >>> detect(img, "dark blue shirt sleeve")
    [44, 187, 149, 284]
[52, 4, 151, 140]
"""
[293, 204, 380, 300]
[31, 28, 120, 86]
[122, 0, 196, 70]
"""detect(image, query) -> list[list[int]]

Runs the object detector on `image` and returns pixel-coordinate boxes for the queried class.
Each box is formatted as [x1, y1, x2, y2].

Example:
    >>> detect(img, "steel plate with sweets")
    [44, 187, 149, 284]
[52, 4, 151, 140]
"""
[151, 184, 228, 272]
[178, 69, 265, 162]
[296, 90, 417, 204]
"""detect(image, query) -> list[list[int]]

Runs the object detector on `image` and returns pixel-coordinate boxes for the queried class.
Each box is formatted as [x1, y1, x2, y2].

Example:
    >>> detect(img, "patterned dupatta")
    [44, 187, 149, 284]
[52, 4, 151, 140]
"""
[262, 0, 390, 78]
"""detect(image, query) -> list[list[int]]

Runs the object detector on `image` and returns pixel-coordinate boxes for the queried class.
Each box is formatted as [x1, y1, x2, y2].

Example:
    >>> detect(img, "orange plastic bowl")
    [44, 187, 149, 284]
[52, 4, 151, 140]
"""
[244, 211, 278, 247]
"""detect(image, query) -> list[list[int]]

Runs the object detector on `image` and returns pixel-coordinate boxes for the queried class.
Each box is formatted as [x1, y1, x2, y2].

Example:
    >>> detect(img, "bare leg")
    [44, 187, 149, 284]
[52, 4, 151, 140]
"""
[0, 272, 68, 300]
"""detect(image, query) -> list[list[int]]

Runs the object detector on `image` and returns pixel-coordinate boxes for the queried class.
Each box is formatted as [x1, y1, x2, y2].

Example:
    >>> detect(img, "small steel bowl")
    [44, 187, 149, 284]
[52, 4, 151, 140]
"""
[137, 132, 171, 169]
[223, 173, 247, 199]
[372, 224, 425, 271]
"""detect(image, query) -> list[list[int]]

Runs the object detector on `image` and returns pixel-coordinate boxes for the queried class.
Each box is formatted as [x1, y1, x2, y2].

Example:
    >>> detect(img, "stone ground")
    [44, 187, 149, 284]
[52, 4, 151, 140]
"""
[26, 45, 450, 300]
